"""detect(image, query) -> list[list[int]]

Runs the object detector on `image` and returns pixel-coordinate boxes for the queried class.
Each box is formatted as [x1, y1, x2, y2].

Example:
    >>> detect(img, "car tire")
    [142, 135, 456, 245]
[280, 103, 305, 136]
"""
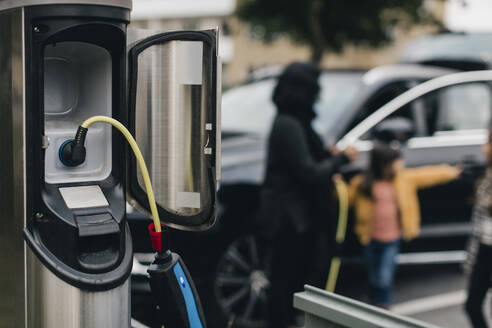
[203, 234, 271, 328]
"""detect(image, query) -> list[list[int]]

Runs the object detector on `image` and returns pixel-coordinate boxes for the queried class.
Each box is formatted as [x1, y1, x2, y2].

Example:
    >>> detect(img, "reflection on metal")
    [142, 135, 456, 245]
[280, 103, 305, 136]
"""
[134, 39, 212, 216]
[26, 249, 130, 328]
[0, 8, 26, 327]
[294, 285, 440, 328]
[338, 70, 492, 149]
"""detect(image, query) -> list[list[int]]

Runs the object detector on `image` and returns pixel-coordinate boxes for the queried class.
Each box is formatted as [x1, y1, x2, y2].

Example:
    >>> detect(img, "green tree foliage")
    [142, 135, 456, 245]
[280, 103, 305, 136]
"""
[237, 0, 441, 63]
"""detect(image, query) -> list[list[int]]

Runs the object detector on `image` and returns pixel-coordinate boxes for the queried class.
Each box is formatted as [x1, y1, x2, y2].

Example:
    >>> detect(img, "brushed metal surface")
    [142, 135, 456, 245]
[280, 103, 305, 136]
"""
[216, 54, 222, 181]
[0, 8, 26, 328]
[26, 249, 131, 328]
[134, 40, 212, 217]
[0, 0, 132, 11]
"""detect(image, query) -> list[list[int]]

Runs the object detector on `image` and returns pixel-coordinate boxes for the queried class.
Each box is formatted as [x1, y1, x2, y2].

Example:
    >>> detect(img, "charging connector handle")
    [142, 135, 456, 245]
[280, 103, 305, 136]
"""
[78, 115, 162, 233]
[148, 251, 207, 328]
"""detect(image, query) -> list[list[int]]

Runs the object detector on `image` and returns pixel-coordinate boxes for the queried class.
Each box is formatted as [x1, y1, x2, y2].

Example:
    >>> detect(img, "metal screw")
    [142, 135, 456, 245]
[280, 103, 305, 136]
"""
[33, 26, 40, 33]
[35, 213, 44, 219]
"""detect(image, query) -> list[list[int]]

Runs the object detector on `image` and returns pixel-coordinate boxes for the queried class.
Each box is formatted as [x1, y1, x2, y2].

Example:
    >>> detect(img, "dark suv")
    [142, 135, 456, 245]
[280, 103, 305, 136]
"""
[130, 65, 492, 328]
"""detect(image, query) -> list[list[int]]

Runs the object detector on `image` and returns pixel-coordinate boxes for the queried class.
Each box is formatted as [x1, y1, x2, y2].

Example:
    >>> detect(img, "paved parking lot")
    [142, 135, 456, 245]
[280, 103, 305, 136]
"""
[338, 263, 491, 328]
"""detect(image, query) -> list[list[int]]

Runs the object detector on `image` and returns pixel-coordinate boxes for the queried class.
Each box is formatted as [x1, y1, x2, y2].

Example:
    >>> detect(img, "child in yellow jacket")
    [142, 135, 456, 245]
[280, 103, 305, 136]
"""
[348, 143, 461, 308]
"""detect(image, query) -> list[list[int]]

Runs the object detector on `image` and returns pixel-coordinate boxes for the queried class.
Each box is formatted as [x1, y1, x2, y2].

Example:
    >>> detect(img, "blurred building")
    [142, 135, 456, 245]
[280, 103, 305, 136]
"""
[225, 1, 447, 86]
[131, 1, 491, 87]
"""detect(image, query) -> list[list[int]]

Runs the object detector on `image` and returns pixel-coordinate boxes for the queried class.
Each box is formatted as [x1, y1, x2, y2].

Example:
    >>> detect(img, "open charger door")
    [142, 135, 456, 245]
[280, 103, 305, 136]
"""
[127, 29, 221, 231]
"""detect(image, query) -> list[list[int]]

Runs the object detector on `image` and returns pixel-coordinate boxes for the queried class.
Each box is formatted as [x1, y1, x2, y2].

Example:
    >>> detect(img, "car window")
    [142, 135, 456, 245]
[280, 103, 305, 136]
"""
[221, 72, 363, 136]
[348, 81, 412, 134]
[357, 82, 414, 140]
[433, 83, 492, 133]
[356, 81, 492, 142]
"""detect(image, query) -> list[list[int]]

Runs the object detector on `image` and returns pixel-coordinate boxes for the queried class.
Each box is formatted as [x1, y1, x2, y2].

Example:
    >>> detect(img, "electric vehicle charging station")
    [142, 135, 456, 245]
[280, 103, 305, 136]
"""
[0, 1, 220, 327]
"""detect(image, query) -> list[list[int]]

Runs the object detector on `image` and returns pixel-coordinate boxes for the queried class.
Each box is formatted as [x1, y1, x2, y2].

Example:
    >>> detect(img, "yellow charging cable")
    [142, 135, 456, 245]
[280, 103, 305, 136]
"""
[326, 178, 349, 292]
[81, 115, 161, 233]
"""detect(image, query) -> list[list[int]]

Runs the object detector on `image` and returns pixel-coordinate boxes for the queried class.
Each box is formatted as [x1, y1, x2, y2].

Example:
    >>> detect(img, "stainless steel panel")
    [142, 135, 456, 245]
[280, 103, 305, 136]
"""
[134, 39, 213, 217]
[216, 54, 222, 181]
[26, 249, 131, 328]
[0, 0, 132, 11]
[0, 8, 26, 328]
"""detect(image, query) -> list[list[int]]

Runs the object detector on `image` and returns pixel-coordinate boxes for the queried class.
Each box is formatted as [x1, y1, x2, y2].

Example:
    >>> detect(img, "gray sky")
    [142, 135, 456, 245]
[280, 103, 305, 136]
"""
[445, 0, 492, 32]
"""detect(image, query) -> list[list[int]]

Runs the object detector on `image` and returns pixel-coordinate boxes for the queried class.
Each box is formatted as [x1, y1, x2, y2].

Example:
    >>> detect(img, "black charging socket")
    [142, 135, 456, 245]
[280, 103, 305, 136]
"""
[59, 126, 88, 166]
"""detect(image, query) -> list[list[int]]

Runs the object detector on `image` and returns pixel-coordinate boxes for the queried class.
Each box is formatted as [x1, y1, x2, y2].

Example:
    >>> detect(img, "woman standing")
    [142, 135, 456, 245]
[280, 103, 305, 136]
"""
[261, 62, 357, 328]
[464, 125, 492, 328]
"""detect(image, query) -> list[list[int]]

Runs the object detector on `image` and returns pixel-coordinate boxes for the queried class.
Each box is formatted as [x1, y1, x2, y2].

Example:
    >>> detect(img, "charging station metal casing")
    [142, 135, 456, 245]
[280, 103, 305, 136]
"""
[0, 1, 220, 327]
[0, 2, 132, 327]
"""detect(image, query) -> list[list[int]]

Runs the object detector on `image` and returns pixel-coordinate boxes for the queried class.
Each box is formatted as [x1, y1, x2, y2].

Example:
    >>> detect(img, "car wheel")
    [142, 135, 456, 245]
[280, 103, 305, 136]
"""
[213, 234, 271, 328]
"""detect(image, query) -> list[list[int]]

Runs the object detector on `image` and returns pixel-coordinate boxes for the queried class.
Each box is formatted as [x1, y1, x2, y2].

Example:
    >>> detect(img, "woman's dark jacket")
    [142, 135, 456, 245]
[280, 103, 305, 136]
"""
[260, 113, 349, 237]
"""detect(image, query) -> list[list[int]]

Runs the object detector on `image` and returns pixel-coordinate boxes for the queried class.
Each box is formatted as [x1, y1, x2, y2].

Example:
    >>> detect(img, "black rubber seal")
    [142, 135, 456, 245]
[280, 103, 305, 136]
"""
[24, 222, 133, 291]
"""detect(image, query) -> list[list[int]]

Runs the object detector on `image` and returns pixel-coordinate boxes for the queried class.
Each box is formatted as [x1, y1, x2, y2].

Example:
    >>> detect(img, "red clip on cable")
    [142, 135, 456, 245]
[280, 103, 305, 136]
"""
[148, 223, 163, 252]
